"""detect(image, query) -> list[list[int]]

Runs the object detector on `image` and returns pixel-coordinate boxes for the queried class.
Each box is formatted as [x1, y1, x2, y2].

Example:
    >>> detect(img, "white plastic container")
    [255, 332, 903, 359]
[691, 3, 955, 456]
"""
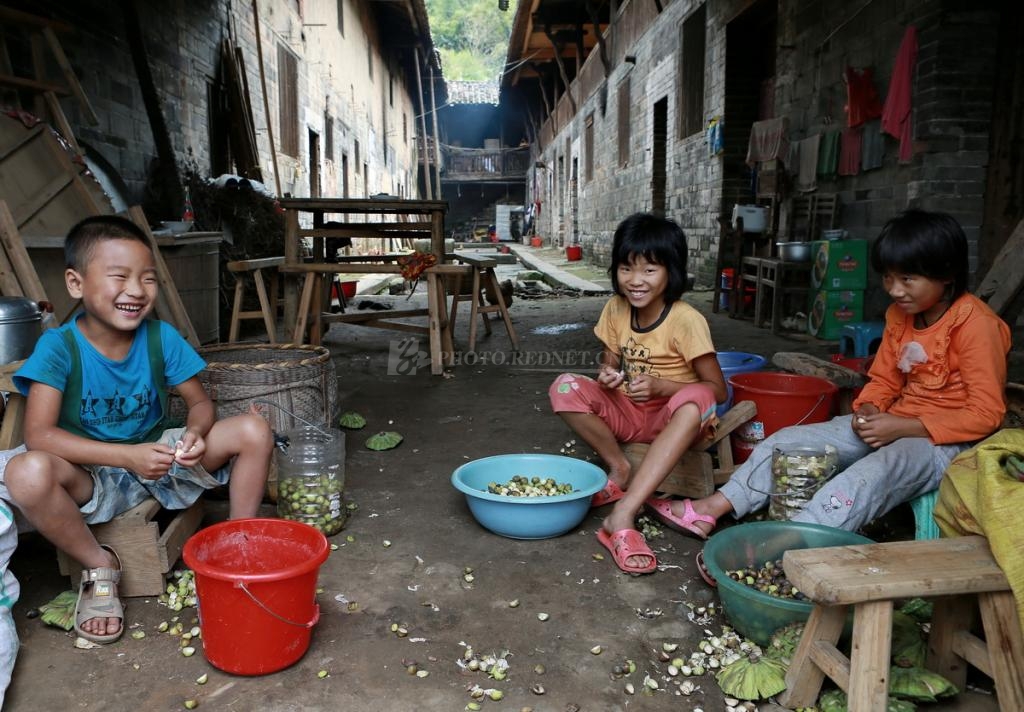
[732, 204, 768, 233]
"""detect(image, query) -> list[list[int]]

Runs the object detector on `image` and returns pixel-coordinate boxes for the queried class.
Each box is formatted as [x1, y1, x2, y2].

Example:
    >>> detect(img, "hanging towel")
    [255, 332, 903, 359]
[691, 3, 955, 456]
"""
[746, 117, 790, 167]
[706, 116, 724, 157]
[844, 67, 883, 128]
[861, 119, 885, 171]
[792, 134, 821, 193]
[838, 127, 862, 176]
[817, 130, 841, 180]
[882, 26, 918, 163]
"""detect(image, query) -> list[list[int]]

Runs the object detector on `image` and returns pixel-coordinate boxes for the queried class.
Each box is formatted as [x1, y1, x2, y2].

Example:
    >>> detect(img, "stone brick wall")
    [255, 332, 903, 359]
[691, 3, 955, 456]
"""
[527, 0, 1003, 313]
[16, 0, 422, 217]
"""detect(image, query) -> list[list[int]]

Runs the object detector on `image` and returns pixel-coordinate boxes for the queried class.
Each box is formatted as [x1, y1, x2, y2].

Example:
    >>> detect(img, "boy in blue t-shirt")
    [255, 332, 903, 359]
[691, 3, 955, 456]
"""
[4, 215, 273, 644]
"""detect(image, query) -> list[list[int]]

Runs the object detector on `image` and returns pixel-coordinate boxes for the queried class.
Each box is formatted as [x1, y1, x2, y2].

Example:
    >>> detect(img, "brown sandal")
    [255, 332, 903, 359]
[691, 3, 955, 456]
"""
[73, 545, 123, 644]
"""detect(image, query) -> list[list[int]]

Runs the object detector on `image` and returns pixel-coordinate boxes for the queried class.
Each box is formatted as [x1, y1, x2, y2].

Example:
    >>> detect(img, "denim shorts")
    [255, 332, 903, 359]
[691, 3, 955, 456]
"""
[81, 427, 231, 525]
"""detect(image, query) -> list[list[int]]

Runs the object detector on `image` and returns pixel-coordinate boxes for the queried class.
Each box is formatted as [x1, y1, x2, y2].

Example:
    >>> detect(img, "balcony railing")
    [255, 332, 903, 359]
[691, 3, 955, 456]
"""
[441, 145, 530, 181]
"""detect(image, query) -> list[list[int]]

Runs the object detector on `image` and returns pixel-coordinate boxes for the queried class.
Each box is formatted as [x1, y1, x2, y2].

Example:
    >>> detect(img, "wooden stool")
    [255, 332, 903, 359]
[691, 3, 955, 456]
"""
[622, 400, 755, 497]
[56, 498, 205, 597]
[226, 256, 284, 343]
[754, 258, 812, 334]
[449, 253, 519, 352]
[777, 536, 1024, 712]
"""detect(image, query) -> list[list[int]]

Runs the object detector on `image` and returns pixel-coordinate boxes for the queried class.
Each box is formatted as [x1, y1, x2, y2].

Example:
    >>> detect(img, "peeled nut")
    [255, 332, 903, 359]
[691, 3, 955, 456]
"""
[537, 612, 550, 621]
[590, 645, 603, 655]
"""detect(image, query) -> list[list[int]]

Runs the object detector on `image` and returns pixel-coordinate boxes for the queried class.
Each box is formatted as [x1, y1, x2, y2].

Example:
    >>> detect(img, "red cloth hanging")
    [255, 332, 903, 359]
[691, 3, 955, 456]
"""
[844, 67, 883, 128]
[839, 127, 863, 176]
[882, 26, 919, 163]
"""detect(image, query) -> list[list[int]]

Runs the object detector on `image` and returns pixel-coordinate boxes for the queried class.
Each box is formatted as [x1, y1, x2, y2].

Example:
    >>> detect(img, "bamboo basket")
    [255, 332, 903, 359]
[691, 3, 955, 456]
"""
[169, 344, 338, 501]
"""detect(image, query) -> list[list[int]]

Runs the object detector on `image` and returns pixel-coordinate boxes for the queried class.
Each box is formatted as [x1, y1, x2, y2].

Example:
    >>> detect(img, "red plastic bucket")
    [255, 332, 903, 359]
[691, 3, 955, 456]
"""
[183, 518, 330, 675]
[729, 372, 838, 464]
[565, 245, 582, 261]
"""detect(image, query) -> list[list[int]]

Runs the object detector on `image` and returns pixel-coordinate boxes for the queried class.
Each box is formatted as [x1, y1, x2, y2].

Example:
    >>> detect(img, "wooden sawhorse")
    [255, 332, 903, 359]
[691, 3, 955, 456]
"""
[449, 252, 519, 353]
[226, 256, 284, 343]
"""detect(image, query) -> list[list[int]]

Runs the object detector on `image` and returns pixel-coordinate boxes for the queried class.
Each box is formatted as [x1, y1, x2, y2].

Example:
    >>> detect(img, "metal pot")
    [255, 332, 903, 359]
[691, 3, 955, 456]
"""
[776, 241, 812, 262]
[0, 296, 43, 364]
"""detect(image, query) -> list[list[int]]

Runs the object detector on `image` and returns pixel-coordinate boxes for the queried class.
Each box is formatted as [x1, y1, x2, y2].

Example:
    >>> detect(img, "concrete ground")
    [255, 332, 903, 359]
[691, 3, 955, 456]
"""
[4, 245, 1011, 711]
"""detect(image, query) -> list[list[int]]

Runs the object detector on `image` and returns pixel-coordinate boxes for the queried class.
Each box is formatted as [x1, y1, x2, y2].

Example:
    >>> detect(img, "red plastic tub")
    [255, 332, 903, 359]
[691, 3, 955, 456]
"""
[183, 518, 329, 675]
[729, 372, 838, 463]
[565, 245, 582, 261]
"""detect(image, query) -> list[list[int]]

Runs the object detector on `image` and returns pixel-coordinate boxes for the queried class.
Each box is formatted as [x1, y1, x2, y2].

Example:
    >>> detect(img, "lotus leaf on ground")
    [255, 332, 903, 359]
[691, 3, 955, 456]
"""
[339, 411, 367, 429]
[366, 431, 403, 451]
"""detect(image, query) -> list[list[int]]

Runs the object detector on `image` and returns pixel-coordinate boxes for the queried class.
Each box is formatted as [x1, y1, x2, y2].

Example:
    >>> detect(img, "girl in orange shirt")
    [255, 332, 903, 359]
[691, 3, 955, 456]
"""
[679, 210, 1011, 542]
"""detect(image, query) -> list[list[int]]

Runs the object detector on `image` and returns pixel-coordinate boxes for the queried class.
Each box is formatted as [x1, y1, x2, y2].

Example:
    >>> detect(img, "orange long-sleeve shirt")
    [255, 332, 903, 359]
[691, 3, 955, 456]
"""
[852, 293, 1011, 444]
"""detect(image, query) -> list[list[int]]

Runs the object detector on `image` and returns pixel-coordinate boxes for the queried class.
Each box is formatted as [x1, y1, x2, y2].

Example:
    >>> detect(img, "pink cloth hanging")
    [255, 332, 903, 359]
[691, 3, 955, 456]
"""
[839, 127, 863, 176]
[882, 26, 918, 163]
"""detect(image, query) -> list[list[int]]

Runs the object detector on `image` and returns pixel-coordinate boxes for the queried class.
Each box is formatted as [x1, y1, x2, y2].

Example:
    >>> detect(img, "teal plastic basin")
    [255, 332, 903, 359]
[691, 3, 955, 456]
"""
[702, 521, 873, 644]
[451, 454, 607, 540]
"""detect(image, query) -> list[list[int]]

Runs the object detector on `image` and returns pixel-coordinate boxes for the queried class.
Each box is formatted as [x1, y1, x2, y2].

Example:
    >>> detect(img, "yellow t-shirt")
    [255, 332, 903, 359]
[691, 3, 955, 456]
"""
[594, 296, 716, 384]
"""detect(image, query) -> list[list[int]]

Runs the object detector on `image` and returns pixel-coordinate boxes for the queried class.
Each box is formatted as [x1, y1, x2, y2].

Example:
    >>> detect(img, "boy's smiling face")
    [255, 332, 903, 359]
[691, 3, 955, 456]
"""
[66, 237, 158, 335]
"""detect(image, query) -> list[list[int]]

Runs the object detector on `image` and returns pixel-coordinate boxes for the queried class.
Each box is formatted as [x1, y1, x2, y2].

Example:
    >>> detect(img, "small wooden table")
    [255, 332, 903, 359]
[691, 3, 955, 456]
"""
[279, 198, 454, 375]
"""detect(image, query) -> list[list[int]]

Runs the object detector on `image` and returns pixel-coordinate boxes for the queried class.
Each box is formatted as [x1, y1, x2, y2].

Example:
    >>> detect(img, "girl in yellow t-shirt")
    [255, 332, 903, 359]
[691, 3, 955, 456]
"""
[549, 213, 727, 574]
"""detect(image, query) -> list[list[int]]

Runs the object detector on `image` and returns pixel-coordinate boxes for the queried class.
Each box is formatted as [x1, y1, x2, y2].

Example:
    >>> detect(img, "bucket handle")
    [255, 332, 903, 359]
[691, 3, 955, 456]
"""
[792, 392, 829, 427]
[237, 581, 321, 629]
[253, 399, 332, 437]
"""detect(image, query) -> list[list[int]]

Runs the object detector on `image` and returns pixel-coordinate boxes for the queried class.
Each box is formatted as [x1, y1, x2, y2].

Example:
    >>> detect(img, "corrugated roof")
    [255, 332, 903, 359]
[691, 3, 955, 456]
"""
[446, 80, 500, 106]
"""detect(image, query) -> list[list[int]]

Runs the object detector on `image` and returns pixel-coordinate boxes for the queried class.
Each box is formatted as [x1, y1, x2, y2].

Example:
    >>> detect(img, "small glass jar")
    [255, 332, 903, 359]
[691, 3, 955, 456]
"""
[275, 425, 346, 536]
[768, 444, 838, 521]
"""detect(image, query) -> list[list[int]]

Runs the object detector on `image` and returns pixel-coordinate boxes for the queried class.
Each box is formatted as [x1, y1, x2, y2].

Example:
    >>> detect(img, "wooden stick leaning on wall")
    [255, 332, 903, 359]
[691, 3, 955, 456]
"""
[0, 200, 48, 302]
[125, 205, 199, 347]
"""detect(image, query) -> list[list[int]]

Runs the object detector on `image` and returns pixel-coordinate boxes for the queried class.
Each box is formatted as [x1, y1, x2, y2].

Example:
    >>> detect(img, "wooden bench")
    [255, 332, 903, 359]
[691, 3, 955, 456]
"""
[1, 361, 203, 598]
[226, 256, 284, 343]
[777, 536, 1024, 712]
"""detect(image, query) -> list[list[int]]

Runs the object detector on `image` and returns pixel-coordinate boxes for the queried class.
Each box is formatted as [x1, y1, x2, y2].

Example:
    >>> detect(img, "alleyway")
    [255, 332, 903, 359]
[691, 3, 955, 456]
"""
[4, 262, 1009, 710]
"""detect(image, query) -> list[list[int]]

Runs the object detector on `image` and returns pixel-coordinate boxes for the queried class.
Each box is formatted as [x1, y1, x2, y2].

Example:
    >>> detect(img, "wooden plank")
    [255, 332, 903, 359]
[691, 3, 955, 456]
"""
[976, 218, 1024, 316]
[227, 256, 285, 272]
[772, 351, 867, 389]
[808, 640, 851, 691]
[0, 6, 75, 32]
[10, 170, 74, 228]
[0, 73, 69, 95]
[42, 90, 81, 154]
[977, 591, 1024, 707]
[0, 361, 25, 450]
[278, 197, 448, 214]
[623, 445, 714, 497]
[0, 200, 48, 301]
[0, 122, 43, 163]
[846, 600, 893, 711]
[157, 499, 204, 572]
[783, 537, 1009, 605]
[927, 595, 974, 688]
[778, 604, 848, 708]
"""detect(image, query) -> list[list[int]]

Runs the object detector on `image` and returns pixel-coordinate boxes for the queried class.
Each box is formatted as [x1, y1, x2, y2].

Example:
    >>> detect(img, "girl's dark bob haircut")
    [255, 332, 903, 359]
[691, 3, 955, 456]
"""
[608, 212, 689, 304]
[870, 209, 969, 300]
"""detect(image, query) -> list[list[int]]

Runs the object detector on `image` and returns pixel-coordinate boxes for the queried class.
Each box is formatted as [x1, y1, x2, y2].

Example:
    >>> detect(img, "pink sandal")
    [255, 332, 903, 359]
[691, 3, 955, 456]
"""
[644, 497, 717, 540]
[597, 528, 657, 575]
[591, 480, 625, 508]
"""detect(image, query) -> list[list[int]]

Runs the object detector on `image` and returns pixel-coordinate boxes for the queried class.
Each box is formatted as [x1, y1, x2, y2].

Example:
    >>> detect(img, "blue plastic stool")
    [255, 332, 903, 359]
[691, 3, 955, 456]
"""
[839, 322, 885, 358]
[909, 489, 940, 541]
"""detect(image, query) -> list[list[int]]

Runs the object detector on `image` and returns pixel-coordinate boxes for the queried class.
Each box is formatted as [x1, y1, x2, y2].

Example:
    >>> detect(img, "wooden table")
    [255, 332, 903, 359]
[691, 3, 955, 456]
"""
[278, 198, 455, 375]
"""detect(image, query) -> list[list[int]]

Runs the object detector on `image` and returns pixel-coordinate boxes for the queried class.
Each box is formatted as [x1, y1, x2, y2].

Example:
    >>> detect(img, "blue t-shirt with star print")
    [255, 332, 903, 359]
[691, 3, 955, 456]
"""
[13, 316, 205, 443]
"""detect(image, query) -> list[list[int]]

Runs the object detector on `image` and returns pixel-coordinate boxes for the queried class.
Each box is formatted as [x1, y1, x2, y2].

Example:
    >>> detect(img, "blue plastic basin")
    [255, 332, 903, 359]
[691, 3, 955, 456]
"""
[716, 351, 768, 416]
[451, 454, 607, 540]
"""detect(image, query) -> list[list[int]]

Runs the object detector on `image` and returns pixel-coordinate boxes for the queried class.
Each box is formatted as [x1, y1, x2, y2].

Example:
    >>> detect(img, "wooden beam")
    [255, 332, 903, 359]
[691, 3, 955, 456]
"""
[585, 0, 611, 77]
[543, 22, 576, 113]
[251, 0, 280, 196]
[0, 73, 69, 95]
[41, 25, 98, 125]
[413, 46, 432, 199]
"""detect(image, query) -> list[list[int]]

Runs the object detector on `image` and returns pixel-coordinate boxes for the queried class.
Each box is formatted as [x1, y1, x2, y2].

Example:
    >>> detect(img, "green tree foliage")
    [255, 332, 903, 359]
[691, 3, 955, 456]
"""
[426, 0, 513, 81]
